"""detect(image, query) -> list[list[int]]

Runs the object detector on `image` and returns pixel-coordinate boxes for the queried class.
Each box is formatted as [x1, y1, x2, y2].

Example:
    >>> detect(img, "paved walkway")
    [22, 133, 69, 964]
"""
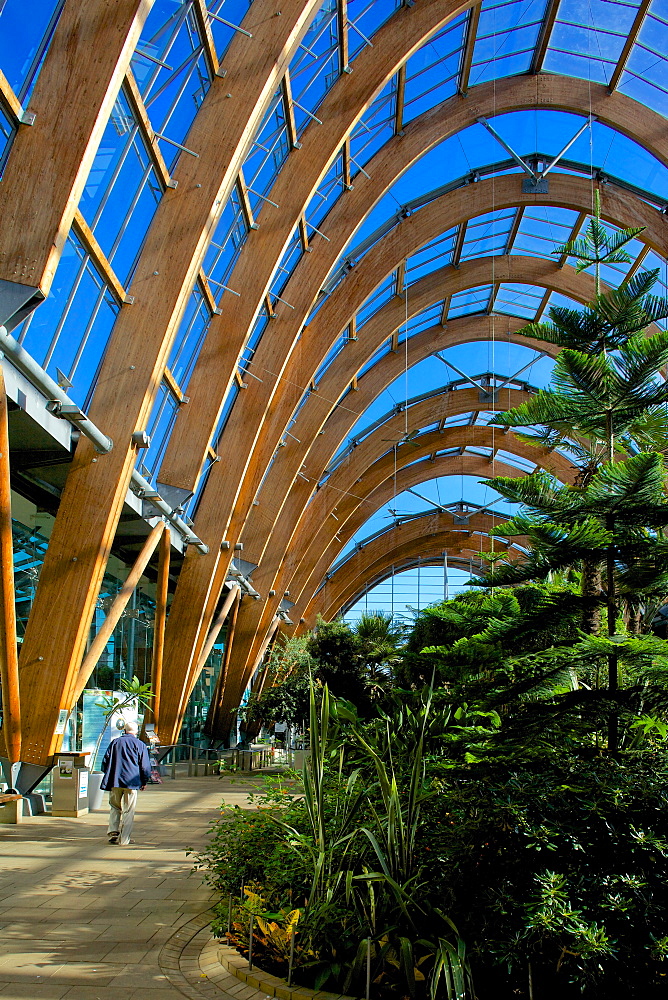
[0, 773, 270, 1000]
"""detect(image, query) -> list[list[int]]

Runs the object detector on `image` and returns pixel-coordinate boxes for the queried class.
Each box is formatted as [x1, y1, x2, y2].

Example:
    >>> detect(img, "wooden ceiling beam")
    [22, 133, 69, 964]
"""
[15, 0, 322, 765]
[0, 0, 152, 307]
[608, 0, 651, 93]
[458, 3, 481, 95]
[158, 76, 668, 510]
[230, 424, 574, 682]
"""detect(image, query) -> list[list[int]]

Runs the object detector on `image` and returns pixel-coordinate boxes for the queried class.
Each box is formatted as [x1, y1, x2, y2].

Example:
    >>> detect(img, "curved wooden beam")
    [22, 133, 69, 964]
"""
[158, 82, 668, 742]
[221, 507, 521, 739]
[0, 0, 153, 314]
[306, 511, 525, 622]
[157, 246, 601, 740]
[236, 179, 666, 567]
[16, 0, 322, 765]
[160, 0, 484, 493]
[229, 423, 576, 693]
[162, 76, 668, 493]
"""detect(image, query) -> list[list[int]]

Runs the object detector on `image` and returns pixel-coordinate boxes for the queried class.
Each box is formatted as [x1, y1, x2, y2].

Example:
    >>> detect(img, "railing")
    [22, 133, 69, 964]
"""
[156, 742, 279, 778]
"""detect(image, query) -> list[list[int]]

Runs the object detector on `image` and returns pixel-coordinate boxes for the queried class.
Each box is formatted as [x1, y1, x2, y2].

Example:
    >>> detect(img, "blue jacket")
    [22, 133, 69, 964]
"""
[100, 733, 152, 790]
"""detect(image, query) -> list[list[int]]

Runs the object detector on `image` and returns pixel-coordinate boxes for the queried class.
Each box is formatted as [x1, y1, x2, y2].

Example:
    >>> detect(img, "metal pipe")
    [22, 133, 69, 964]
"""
[0, 366, 20, 764]
[131, 470, 208, 553]
[0, 325, 113, 453]
[0, 328, 208, 553]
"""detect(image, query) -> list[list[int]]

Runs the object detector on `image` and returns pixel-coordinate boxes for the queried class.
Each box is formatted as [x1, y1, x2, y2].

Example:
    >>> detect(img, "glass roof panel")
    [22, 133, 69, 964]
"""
[348, 0, 403, 62]
[543, 0, 643, 86]
[493, 281, 547, 318]
[402, 15, 468, 124]
[206, 0, 255, 60]
[397, 302, 446, 342]
[471, 0, 550, 85]
[510, 205, 579, 258]
[0, 0, 63, 101]
[619, 0, 668, 116]
[349, 78, 398, 172]
[404, 229, 459, 285]
[288, 0, 340, 132]
[356, 271, 398, 326]
[448, 284, 493, 318]
[460, 208, 516, 260]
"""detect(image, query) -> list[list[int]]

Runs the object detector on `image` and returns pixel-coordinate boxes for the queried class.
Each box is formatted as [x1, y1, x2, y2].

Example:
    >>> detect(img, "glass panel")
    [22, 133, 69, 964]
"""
[403, 15, 468, 124]
[405, 229, 458, 285]
[510, 205, 579, 259]
[139, 381, 182, 481]
[0, 0, 63, 100]
[305, 152, 346, 229]
[448, 284, 493, 318]
[79, 88, 163, 287]
[471, 0, 549, 86]
[397, 301, 445, 343]
[269, 227, 303, 299]
[288, 0, 339, 133]
[347, 0, 402, 62]
[619, 0, 668, 117]
[494, 282, 547, 319]
[204, 186, 249, 302]
[356, 271, 398, 326]
[460, 208, 516, 261]
[243, 88, 291, 214]
[349, 77, 397, 171]
[133, 1, 212, 169]
[168, 284, 212, 387]
[206, 0, 255, 59]
[544, 0, 642, 86]
[17, 232, 119, 404]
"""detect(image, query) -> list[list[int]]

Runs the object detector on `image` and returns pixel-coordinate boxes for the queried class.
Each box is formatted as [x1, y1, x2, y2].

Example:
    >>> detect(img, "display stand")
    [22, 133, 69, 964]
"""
[51, 753, 90, 817]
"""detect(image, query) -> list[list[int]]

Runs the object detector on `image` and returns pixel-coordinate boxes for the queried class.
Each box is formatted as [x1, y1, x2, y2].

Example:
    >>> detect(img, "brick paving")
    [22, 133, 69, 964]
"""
[0, 773, 272, 1000]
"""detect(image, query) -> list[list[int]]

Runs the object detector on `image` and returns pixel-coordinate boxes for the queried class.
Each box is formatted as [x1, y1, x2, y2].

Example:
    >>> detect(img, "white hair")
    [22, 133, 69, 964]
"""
[124, 720, 139, 734]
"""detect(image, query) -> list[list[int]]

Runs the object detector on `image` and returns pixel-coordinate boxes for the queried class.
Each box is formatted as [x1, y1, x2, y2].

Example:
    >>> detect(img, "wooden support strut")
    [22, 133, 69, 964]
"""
[196, 584, 242, 675]
[204, 586, 241, 740]
[70, 521, 165, 708]
[0, 367, 20, 764]
[147, 525, 171, 732]
[15, 0, 321, 766]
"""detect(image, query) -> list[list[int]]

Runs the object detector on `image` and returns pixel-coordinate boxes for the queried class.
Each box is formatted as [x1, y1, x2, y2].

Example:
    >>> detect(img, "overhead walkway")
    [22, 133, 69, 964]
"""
[0, 774, 276, 1000]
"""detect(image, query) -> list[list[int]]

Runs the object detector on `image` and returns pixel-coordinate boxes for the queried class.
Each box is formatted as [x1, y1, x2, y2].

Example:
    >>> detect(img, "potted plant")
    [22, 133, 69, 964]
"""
[87, 676, 153, 810]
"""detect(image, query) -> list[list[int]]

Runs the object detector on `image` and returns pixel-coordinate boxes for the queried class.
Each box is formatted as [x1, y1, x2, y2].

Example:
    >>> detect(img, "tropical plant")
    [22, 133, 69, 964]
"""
[478, 194, 668, 752]
[91, 675, 153, 770]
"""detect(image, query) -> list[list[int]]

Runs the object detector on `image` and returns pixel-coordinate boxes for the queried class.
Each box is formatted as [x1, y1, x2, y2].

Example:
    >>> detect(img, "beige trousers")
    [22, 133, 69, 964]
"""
[107, 787, 138, 845]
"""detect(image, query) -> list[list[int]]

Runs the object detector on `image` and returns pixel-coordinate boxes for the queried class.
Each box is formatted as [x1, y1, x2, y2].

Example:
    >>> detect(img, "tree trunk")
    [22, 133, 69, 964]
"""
[581, 557, 602, 634]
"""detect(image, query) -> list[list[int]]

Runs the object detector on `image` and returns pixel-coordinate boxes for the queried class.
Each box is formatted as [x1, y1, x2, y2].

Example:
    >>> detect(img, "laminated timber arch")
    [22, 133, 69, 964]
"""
[161, 76, 668, 494]
[5, 4, 668, 762]
[0, 0, 154, 322]
[155, 166, 668, 739]
[12, 0, 323, 765]
[209, 431, 579, 740]
[302, 511, 529, 625]
[220, 510, 525, 734]
[219, 425, 578, 726]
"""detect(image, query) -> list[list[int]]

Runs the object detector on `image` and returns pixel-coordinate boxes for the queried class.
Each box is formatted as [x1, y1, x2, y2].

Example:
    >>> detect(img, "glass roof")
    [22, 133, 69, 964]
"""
[3, 0, 668, 608]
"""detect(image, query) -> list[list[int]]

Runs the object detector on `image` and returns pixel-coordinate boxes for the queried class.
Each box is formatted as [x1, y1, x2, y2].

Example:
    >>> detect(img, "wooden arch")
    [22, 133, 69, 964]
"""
[217, 427, 577, 728]
[4, 2, 668, 762]
[156, 170, 657, 738]
[302, 511, 527, 627]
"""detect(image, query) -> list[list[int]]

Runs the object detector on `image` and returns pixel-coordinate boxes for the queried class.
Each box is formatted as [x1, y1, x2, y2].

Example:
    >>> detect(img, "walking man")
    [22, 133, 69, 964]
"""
[101, 720, 152, 845]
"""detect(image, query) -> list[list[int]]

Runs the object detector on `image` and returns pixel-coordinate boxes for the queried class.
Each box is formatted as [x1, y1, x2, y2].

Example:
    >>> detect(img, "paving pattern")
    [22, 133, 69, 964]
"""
[0, 773, 271, 1000]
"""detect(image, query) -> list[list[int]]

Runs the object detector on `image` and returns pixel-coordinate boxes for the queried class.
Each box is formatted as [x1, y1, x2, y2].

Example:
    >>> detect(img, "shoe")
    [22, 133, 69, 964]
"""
[108, 833, 119, 844]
